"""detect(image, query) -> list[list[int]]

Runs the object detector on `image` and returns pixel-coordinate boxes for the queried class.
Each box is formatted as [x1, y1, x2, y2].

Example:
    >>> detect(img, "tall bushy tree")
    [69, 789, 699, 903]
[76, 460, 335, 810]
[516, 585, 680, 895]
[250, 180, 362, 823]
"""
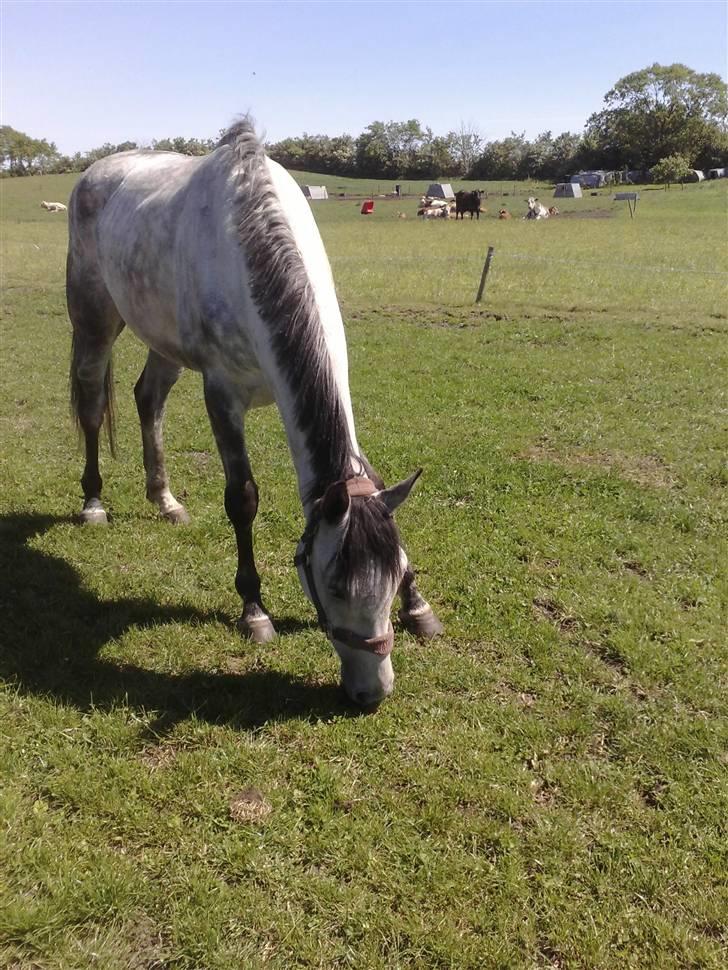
[355, 121, 392, 177]
[0, 125, 58, 174]
[447, 122, 483, 176]
[584, 63, 728, 169]
[470, 132, 528, 180]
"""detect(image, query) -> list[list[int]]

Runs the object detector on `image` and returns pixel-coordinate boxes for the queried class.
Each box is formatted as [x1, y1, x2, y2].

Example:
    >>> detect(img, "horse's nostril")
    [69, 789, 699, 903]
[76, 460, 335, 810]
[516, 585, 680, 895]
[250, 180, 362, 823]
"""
[353, 690, 384, 710]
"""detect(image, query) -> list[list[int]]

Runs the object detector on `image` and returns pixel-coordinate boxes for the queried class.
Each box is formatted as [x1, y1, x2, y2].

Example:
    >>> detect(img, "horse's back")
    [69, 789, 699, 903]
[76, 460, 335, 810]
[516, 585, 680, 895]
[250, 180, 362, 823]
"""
[68, 150, 238, 368]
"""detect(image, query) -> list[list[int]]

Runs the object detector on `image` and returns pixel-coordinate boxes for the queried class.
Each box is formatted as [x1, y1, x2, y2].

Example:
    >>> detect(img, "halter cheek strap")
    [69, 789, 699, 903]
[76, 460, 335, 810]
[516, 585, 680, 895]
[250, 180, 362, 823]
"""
[294, 477, 395, 658]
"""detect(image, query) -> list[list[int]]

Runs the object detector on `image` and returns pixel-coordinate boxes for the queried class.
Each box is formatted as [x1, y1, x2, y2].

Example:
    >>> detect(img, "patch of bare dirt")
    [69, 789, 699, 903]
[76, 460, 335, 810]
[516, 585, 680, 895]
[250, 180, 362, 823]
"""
[530, 776, 559, 808]
[229, 787, 272, 824]
[623, 559, 650, 579]
[559, 208, 613, 219]
[184, 449, 212, 468]
[580, 639, 629, 676]
[138, 745, 179, 771]
[496, 682, 538, 708]
[533, 596, 580, 633]
[519, 442, 675, 488]
[639, 777, 669, 809]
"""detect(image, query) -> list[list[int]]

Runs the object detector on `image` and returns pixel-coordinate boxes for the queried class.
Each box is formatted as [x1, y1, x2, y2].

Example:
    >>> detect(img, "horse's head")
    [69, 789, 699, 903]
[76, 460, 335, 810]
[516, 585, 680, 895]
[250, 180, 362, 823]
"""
[295, 472, 421, 707]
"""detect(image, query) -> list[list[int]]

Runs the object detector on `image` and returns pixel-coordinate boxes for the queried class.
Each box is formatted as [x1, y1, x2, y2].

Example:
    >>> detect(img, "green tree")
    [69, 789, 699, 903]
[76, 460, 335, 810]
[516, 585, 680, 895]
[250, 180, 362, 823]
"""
[470, 132, 528, 180]
[0, 125, 59, 175]
[355, 121, 393, 177]
[585, 63, 728, 169]
[152, 136, 213, 155]
[447, 122, 483, 176]
[650, 153, 691, 187]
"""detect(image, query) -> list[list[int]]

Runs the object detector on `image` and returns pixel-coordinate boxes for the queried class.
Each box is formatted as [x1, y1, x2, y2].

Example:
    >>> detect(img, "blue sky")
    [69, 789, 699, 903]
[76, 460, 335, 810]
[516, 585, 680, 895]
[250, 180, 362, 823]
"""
[2, 0, 726, 154]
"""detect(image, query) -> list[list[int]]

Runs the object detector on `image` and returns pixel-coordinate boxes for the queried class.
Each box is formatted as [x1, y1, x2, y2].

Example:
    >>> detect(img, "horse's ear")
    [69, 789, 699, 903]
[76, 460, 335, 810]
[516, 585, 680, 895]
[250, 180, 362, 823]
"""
[377, 469, 422, 513]
[321, 480, 351, 524]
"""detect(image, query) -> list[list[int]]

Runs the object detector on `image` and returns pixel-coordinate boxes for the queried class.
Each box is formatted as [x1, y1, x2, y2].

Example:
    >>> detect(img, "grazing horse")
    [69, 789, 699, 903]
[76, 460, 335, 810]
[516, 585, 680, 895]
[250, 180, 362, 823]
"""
[454, 190, 483, 220]
[66, 118, 442, 707]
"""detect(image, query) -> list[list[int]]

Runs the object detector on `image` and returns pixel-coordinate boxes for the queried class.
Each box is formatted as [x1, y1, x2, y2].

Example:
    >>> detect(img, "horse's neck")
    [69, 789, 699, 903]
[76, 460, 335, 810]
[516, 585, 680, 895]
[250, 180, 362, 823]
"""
[237, 153, 362, 516]
[264, 326, 361, 518]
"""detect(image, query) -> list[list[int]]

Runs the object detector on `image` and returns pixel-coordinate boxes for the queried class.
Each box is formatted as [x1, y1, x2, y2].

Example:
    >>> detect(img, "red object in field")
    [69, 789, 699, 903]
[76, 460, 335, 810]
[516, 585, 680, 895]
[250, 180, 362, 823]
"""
[360, 200, 374, 214]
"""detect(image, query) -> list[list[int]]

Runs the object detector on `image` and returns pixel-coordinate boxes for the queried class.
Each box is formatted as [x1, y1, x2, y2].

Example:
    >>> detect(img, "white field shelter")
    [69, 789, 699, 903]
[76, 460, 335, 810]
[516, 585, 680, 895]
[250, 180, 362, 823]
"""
[425, 183, 455, 199]
[554, 182, 582, 198]
[302, 185, 329, 200]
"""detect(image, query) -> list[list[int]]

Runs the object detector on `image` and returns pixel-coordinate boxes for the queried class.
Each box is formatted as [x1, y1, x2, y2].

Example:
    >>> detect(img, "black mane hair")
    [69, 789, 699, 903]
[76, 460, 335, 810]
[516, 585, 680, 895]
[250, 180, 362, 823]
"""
[219, 118, 353, 501]
[335, 497, 402, 595]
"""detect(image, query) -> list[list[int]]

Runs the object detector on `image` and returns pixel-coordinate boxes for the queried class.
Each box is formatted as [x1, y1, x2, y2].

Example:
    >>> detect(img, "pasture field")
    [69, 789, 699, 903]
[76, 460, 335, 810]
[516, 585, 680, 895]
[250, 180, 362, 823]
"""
[1, 171, 727, 969]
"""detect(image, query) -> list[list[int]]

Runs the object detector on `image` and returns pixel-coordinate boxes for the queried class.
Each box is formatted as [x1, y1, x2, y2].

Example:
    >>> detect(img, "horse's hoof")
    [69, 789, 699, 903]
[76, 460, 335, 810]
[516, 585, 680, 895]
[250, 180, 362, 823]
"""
[163, 506, 190, 525]
[398, 607, 444, 639]
[237, 614, 277, 644]
[79, 505, 108, 525]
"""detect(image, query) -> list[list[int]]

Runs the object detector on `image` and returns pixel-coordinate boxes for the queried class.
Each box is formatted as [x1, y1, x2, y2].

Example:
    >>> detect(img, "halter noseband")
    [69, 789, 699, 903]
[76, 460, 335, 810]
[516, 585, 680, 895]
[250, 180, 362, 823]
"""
[294, 477, 395, 657]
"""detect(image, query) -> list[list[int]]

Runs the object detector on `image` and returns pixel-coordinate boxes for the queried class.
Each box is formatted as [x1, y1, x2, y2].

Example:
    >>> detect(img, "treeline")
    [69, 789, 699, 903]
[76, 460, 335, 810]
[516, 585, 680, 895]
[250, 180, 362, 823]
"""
[3, 64, 726, 181]
[266, 124, 588, 181]
[0, 128, 215, 177]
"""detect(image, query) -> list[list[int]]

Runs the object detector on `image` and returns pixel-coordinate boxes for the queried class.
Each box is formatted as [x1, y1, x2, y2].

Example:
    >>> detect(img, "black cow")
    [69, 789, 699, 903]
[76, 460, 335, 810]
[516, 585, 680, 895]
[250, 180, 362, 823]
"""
[454, 189, 484, 220]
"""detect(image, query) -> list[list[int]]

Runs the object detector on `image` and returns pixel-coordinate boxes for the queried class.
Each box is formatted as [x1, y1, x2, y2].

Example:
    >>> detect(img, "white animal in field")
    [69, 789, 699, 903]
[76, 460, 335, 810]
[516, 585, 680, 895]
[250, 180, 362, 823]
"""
[417, 205, 450, 219]
[417, 197, 454, 219]
[41, 201, 67, 212]
[524, 197, 549, 220]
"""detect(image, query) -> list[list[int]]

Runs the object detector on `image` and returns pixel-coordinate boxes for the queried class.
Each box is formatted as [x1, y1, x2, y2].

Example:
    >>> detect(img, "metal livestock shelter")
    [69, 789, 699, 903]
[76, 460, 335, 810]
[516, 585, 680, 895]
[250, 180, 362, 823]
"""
[554, 182, 582, 198]
[301, 185, 329, 200]
[425, 183, 455, 199]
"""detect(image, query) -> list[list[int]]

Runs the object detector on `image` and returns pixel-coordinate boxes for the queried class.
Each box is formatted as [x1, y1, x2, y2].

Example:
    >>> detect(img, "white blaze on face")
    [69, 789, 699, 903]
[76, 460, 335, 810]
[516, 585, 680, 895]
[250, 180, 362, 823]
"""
[334, 642, 395, 707]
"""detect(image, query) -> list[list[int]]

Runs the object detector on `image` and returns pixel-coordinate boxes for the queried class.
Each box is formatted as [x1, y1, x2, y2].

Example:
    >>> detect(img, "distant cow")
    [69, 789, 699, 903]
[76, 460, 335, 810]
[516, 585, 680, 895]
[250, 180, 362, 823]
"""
[40, 201, 67, 212]
[417, 205, 450, 219]
[498, 208, 512, 219]
[548, 205, 560, 216]
[524, 197, 549, 220]
[455, 190, 484, 220]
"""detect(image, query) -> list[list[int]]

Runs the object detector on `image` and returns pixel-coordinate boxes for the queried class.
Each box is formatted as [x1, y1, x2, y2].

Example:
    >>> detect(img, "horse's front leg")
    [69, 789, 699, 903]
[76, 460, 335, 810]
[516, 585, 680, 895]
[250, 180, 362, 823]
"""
[203, 376, 276, 643]
[398, 565, 443, 638]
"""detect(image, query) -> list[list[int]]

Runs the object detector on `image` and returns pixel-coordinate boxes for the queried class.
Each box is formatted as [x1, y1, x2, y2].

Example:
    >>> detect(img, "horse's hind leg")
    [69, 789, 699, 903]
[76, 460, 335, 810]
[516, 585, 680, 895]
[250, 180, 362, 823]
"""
[134, 350, 189, 524]
[68, 282, 124, 525]
[203, 373, 276, 643]
[398, 566, 444, 639]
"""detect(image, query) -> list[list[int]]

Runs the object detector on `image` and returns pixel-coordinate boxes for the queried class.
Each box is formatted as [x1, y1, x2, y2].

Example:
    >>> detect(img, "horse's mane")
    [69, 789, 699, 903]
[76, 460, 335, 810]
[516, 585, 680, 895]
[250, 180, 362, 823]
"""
[219, 117, 352, 503]
[218, 119, 401, 592]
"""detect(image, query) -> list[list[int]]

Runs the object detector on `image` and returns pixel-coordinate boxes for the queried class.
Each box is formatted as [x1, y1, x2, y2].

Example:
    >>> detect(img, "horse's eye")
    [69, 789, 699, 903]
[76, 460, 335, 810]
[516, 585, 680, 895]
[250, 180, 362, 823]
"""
[328, 580, 346, 600]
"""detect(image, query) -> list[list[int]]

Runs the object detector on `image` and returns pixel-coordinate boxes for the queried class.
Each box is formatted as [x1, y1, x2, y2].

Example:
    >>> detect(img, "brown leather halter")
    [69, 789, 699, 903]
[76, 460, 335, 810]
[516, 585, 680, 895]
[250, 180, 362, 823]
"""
[294, 477, 395, 657]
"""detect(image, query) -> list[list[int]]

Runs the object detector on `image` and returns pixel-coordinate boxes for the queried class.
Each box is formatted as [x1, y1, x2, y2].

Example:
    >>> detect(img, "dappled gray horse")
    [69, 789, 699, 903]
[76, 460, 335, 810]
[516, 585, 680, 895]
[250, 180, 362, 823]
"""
[66, 118, 442, 706]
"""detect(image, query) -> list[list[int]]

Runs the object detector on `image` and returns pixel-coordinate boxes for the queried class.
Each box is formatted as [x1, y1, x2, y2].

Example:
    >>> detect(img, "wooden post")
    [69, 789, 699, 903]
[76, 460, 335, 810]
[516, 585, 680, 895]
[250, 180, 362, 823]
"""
[476, 246, 495, 303]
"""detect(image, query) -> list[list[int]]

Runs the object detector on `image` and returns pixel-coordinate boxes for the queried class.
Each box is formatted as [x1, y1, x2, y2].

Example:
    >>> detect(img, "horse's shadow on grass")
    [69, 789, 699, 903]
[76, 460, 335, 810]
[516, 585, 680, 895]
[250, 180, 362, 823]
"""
[0, 513, 355, 731]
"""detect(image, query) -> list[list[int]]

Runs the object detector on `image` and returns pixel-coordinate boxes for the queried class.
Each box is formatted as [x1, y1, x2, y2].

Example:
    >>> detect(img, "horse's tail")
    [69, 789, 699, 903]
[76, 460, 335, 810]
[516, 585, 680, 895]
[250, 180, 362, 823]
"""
[70, 331, 117, 459]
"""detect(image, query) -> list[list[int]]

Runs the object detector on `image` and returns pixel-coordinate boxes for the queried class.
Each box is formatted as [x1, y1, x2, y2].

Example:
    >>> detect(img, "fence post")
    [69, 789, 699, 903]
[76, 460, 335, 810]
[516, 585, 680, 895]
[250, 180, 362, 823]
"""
[475, 246, 495, 303]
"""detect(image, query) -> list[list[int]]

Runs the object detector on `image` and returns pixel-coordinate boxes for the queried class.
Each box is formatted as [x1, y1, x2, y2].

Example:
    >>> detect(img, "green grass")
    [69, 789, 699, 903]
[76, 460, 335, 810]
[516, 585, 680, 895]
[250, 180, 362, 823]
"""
[1, 170, 727, 969]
